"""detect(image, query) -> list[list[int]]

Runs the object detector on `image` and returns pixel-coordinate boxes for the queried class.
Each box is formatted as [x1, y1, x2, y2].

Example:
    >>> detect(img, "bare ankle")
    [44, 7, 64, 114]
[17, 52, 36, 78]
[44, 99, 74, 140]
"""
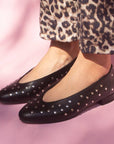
[79, 51, 111, 70]
[50, 40, 79, 59]
[73, 51, 112, 80]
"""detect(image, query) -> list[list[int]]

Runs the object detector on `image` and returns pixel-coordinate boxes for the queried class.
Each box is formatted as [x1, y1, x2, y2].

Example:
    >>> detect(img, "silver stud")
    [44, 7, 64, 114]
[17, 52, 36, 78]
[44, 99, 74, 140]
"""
[47, 110, 50, 113]
[92, 100, 95, 103]
[68, 100, 72, 103]
[32, 85, 35, 88]
[58, 104, 61, 107]
[66, 105, 69, 108]
[15, 92, 18, 94]
[111, 74, 114, 77]
[61, 74, 63, 77]
[112, 88, 114, 91]
[98, 93, 101, 96]
[31, 111, 34, 114]
[40, 111, 43, 114]
[95, 89, 98, 92]
[91, 92, 94, 95]
[36, 94, 40, 97]
[51, 105, 54, 108]
[54, 111, 57, 114]
[85, 103, 88, 106]
[64, 113, 68, 116]
[71, 108, 74, 112]
[9, 93, 12, 96]
[41, 82, 44, 84]
[25, 106, 28, 109]
[77, 102, 80, 105]
[48, 84, 51, 87]
[105, 87, 108, 91]
[100, 84, 103, 88]
[42, 89, 45, 93]
[61, 109, 64, 112]
[86, 96, 89, 99]
[22, 91, 24, 94]
[80, 95, 83, 98]
[77, 109, 80, 112]
[33, 98, 37, 101]
[34, 105, 38, 109]
[37, 101, 39, 103]
[51, 77, 54, 80]
[26, 87, 29, 89]
[42, 105, 45, 108]
[33, 90, 36, 93]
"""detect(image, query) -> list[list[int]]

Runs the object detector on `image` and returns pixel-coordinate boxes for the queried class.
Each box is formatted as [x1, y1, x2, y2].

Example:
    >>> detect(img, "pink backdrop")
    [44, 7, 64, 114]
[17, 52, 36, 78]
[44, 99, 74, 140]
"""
[0, 0, 114, 144]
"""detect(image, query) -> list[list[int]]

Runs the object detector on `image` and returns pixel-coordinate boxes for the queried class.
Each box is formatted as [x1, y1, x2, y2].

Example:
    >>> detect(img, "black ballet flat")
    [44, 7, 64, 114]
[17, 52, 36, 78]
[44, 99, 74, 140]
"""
[19, 65, 114, 124]
[0, 59, 76, 104]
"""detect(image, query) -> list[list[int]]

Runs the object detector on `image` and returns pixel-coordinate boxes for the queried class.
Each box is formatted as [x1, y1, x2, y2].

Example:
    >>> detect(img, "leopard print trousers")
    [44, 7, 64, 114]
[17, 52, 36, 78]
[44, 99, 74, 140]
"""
[40, 0, 114, 54]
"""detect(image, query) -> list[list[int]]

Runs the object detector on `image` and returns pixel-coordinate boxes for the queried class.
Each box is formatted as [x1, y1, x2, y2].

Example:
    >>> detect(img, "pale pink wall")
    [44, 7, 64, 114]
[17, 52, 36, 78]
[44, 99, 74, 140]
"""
[0, 1, 114, 144]
[0, 0, 50, 88]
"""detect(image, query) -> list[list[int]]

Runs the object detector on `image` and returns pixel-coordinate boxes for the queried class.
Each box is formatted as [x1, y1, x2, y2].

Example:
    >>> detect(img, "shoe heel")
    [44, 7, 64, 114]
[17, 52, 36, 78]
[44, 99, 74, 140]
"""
[98, 93, 114, 105]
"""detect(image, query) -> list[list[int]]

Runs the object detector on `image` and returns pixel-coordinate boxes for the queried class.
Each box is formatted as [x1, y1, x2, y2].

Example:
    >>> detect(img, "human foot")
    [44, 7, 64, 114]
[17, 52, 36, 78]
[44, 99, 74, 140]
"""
[0, 59, 76, 104]
[19, 63, 114, 124]
[0, 40, 78, 104]
[43, 51, 111, 102]
[19, 40, 79, 83]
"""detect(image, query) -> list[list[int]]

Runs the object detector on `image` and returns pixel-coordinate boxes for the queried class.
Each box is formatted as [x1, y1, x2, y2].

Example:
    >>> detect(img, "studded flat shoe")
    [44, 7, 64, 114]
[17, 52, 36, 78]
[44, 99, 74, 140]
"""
[0, 59, 76, 104]
[19, 65, 114, 124]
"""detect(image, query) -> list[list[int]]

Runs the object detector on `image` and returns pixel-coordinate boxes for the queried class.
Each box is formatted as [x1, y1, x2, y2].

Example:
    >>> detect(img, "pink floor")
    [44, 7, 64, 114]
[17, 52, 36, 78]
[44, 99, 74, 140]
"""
[0, 1, 114, 144]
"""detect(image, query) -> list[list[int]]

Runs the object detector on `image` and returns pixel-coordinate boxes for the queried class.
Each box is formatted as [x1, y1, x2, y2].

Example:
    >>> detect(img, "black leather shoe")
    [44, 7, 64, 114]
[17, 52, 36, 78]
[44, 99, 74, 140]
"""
[19, 65, 114, 124]
[0, 59, 76, 104]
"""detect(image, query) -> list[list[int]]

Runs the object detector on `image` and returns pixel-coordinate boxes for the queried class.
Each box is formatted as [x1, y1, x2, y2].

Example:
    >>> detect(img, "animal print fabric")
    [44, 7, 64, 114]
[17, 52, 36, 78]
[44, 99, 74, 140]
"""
[40, 0, 114, 54]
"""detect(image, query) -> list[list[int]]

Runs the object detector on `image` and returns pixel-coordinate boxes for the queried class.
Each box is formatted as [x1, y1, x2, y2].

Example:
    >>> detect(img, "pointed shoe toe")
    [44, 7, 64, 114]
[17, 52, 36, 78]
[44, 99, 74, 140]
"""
[19, 106, 33, 123]
[19, 100, 56, 124]
[0, 59, 76, 104]
[19, 99, 45, 124]
[19, 65, 114, 124]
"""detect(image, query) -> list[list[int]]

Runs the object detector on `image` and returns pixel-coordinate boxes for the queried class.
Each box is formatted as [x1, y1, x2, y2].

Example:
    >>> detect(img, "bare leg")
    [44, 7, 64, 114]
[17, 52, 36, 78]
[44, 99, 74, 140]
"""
[19, 40, 79, 83]
[43, 50, 111, 102]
